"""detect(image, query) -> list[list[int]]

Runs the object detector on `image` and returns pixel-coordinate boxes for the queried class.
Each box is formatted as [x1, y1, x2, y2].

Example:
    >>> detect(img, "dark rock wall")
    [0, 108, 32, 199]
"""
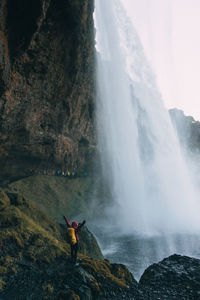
[0, 0, 95, 181]
[169, 108, 200, 153]
[139, 254, 200, 299]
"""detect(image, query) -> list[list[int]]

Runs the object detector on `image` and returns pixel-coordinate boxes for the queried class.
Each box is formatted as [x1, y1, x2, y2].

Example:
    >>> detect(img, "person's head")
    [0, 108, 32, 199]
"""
[72, 221, 78, 229]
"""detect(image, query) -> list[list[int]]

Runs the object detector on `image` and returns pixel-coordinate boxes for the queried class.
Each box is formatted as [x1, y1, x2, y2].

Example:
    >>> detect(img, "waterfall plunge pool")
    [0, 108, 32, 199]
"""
[91, 225, 200, 281]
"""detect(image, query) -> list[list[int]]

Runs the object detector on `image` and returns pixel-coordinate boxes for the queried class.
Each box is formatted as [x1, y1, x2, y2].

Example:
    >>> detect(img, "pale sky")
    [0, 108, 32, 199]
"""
[123, 0, 200, 120]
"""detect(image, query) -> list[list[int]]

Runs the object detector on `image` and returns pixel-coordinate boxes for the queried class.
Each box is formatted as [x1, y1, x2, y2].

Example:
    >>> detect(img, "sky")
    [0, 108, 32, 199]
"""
[123, 0, 200, 120]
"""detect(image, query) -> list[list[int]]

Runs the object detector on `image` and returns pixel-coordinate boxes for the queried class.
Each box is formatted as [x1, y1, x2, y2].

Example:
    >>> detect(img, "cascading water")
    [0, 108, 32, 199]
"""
[94, 0, 200, 278]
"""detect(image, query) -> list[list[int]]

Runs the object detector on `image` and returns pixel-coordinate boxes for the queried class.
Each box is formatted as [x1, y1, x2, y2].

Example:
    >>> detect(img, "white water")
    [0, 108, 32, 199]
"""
[95, 0, 200, 238]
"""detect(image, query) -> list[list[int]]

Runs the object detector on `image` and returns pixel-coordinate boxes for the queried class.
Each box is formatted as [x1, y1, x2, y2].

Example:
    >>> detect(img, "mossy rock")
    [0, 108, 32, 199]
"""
[79, 226, 103, 260]
[0, 191, 10, 206]
[0, 190, 137, 299]
[8, 175, 97, 219]
[0, 191, 70, 271]
[79, 257, 134, 288]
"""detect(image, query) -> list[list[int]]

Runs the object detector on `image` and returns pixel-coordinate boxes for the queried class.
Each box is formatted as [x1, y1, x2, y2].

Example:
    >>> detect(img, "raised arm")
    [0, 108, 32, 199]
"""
[63, 215, 71, 227]
[77, 220, 86, 231]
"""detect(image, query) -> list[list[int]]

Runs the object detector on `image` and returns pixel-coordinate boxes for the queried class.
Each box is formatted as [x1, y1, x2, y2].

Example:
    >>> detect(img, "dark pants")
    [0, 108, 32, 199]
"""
[71, 242, 78, 264]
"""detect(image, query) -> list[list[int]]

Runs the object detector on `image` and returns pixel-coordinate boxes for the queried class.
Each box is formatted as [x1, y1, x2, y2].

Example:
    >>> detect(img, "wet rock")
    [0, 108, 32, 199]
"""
[77, 285, 92, 300]
[139, 254, 200, 300]
[79, 226, 104, 260]
[169, 108, 200, 153]
[0, 0, 96, 182]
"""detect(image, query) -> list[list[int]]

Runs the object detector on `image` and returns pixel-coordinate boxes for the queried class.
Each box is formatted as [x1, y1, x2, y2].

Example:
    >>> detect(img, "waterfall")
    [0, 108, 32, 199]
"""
[94, 0, 200, 237]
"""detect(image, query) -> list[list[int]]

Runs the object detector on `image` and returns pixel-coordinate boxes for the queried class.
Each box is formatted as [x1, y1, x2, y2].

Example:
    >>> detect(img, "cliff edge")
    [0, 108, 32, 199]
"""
[0, 0, 95, 182]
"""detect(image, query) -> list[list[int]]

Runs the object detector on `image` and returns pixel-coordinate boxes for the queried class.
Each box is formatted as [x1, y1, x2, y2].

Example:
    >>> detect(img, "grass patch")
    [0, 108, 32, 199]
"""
[80, 256, 132, 288]
[8, 175, 97, 219]
[0, 191, 70, 269]
[0, 189, 134, 299]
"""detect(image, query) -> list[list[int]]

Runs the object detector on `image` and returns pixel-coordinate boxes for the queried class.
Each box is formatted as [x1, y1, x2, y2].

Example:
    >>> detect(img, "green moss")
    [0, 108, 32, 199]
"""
[0, 191, 70, 267]
[42, 284, 54, 294]
[110, 263, 134, 285]
[8, 175, 97, 219]
[0, 191, 10, 206]
[71, 291, 80, 300]
[0, 254, 19, 275]
[0, 189, 134, 299]
[0, 278, 5, 291]
[0, 266, 8, 274]
[80, 257, 129, 288]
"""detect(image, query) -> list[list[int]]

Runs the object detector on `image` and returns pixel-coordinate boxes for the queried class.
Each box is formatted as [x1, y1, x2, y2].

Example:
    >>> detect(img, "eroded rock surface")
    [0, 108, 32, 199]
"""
[0, 0, 95, 182]
[169, 108, 200, 152]
[139, 254, 200, 300]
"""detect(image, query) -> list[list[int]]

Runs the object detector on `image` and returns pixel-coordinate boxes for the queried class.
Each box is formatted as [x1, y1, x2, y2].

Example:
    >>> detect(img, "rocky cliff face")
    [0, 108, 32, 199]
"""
[169, 108, 200, 153]
[139, 254, 200, 299]
[0, 0, 95, 182]
[0, 190, 137, 300]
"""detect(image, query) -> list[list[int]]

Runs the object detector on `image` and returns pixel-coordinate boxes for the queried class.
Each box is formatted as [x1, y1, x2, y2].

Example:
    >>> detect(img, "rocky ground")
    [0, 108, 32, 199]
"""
[0, 189, 200, 300]
[139, 254, 200, 300]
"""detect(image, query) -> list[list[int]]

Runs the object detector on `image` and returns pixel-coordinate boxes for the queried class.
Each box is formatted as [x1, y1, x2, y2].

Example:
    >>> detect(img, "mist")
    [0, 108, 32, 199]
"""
[94, 0, 200, 279]
[123, 0, 200, 120]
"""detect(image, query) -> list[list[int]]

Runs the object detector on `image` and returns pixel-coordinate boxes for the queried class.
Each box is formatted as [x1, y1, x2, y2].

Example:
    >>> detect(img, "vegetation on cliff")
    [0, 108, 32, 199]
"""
[0, 190, 137, 299]
[8, 175, 96, 219]
[1, 190, 200, 299]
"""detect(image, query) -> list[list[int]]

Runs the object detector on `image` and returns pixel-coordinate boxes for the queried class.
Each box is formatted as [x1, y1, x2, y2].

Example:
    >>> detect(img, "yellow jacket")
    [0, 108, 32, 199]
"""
[67, 227, 77, 245]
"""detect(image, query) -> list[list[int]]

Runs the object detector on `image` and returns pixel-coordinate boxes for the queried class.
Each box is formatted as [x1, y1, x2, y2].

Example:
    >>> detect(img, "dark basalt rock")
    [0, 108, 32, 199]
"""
[169, 108, 200, 152]
[79, 226, 104, 260]
[139, 254, 200, 300]
[0, 0, 96, 182]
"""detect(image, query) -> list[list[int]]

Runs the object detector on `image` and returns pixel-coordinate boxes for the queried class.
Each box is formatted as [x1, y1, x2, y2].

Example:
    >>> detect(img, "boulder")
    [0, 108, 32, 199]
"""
[139, 254, 200, 300]
[79, 226, 104, 260]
